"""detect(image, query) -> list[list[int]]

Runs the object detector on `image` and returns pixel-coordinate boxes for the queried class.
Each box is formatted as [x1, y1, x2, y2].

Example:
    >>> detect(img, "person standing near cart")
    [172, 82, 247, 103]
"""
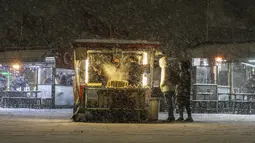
[176, 60, 193, 122]
[159, 56, 175, 122]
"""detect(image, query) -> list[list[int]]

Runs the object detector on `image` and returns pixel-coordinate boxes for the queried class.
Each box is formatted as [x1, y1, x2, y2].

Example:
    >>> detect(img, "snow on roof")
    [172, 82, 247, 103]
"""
[73, 39, 160, 45]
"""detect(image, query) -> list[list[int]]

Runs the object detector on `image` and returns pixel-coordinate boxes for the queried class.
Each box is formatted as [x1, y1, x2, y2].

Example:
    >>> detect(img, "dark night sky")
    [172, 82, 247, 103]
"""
[0, 0, 255, 55]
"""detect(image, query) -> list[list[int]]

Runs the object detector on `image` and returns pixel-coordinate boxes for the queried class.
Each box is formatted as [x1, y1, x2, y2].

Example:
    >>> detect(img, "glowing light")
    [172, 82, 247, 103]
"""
[142, 74, 148, 87]
[12, 64, 20, 70]
[143, 52, 148, 65]
[215, 57, 223, 63]
[113, 58, 119, 63]
[85, 59, 89, 83]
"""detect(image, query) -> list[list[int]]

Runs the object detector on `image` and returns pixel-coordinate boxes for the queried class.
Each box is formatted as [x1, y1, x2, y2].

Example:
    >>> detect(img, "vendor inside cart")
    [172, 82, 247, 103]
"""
[91, 64, 106, 85]
[89, 57, 107, 86]
[87, 52, 145, 88]
[128, 56, 143, 86]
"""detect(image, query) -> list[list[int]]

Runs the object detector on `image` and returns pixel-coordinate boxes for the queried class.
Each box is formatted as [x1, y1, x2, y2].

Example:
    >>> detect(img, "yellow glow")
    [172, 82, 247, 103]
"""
[12, 64, 20, 70]
[143, 52, 148, 65]
[142, 74, 148, 87]
[87, 83, 102, 86]
[215, 57, 223, 62]
[85, 59, 89, 83]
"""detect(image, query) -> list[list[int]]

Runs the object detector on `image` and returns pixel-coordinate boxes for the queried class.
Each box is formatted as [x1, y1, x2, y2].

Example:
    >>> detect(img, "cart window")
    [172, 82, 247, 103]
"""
[195, 66, 214, 84]
[10, 66, 38, 91]
[87, 52, 147, 88]
[38, 68, 52, 85]
[55, 68, 74, 86]
[233, 62, 254, 93]
[217, 62, 229, 86]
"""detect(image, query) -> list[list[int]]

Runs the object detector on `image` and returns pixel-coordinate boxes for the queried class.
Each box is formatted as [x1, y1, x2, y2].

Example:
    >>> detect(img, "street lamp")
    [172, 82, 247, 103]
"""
[215, 57, 223, 63]
[12, 64, 20, 70]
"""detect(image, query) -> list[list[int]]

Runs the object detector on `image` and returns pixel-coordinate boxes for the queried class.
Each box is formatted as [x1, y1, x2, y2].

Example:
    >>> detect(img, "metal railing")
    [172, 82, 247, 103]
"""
[191, 93, 255, 114]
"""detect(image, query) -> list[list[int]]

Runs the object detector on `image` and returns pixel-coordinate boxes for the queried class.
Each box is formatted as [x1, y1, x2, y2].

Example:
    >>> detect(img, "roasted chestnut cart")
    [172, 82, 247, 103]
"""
[71, 39, 161, 122]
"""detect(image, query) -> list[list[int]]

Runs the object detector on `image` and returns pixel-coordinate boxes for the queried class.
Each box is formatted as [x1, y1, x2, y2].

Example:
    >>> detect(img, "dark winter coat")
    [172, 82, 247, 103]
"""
[176, 67, 191, 105]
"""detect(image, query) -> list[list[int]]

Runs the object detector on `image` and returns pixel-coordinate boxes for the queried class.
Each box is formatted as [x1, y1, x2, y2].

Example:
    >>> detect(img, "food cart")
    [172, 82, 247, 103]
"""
[71, 39, 161, 122]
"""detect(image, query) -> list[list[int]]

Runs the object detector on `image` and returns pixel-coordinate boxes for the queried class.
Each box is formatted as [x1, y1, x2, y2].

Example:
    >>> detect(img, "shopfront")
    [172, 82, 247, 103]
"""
[0, 48, 74, 108]
[189, 42, 255, 114]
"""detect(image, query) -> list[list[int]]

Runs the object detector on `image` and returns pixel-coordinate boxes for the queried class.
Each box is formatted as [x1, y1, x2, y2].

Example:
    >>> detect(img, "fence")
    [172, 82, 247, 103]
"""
[191, 93, 255, 114]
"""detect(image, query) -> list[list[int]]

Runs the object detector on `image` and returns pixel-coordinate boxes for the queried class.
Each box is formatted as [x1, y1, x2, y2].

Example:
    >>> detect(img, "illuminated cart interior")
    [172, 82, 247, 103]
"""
[72, 39, 161, 122]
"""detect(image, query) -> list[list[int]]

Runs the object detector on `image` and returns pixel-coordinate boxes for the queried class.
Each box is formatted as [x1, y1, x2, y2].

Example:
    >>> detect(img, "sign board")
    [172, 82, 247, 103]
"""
[56, 48, 74, 69]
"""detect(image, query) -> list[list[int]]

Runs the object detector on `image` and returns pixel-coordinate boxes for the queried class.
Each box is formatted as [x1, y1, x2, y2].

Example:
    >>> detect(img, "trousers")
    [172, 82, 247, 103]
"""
[163, 91, 175, 118]
[177, 95, 192, 118]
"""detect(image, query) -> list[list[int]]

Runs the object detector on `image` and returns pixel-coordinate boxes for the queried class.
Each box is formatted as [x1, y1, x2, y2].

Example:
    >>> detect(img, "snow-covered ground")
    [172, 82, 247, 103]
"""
[0, 108, 255, 123]
[0, 108, 73, 119]
[0, 108, 255, 143]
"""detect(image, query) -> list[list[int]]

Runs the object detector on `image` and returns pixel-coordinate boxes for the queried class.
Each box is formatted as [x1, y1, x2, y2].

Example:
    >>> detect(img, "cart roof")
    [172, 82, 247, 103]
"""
[72, 39, 160, 47]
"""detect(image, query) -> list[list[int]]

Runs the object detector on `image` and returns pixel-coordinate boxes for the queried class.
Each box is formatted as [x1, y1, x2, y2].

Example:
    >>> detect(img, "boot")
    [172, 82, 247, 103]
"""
[176, 117, 184, 121]
[185, 117, 193, 122]
[166, 116, 175, 122]
[185, 105, 193, 122]
[177, 106, 184, 122]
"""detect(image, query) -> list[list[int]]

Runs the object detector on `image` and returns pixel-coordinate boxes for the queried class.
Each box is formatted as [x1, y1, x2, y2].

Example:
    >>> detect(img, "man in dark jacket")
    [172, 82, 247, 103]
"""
[176, 60, 193, 122]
